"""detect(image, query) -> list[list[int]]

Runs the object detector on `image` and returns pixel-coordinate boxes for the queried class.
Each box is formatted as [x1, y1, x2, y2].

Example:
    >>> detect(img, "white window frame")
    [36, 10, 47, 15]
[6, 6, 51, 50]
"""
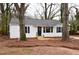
[43, 27, 53, 33]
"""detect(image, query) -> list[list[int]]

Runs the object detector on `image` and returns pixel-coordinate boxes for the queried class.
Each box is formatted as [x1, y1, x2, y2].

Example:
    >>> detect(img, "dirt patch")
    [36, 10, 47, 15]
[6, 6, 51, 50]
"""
[0, 46, 79, 55]
[5, 39, 79, 48]
[0, 35, 79, 54]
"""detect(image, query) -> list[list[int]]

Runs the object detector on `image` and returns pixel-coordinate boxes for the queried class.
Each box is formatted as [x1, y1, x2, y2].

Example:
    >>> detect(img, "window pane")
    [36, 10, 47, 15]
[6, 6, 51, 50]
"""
[25, 27, 27, 33]
[57, 27, 62, 33]
[25, 27, 30, 33]
[28, 27, 30, 33]
[51, 27, 53, 32]
[43, 27, 45, 33]
[46, 27, 50, 33]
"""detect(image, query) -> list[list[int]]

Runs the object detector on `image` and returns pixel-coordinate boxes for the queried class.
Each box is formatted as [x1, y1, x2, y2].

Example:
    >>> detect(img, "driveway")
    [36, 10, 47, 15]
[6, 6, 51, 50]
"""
[70, 36, 79, 40]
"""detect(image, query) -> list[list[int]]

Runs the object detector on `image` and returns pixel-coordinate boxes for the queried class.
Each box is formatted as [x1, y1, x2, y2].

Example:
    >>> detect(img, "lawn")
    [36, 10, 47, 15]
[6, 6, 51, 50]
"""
[0, 35, 79, 55]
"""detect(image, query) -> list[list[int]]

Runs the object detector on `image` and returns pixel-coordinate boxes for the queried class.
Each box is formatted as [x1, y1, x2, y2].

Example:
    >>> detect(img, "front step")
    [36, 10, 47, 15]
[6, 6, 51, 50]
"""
[37, 36, 50, 40]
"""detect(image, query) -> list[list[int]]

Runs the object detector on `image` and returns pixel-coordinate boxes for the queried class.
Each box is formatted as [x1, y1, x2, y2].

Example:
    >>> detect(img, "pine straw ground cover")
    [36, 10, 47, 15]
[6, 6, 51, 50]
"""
[5, 38, 79, 50]
[0, 35, 79, 54]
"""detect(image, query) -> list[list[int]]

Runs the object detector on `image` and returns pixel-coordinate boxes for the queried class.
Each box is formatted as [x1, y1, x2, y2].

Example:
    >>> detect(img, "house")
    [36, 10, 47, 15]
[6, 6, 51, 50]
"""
[9, 16, 62, 39]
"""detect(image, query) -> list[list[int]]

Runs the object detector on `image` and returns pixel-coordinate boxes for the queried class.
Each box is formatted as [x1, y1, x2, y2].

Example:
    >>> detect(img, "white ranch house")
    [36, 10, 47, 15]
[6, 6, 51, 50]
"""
[9, 16, 62, 38]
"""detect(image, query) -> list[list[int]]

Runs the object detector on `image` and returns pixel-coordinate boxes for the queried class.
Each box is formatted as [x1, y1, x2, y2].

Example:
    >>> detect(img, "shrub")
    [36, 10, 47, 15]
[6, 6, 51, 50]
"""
[20, 34, 26, 41]
[69, 30, 75, 35]
[69, 30, 79, 35]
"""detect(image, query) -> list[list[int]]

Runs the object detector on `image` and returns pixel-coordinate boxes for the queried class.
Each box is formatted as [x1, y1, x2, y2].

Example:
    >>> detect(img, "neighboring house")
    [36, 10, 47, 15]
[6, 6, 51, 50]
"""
[9, 16, 62, 38]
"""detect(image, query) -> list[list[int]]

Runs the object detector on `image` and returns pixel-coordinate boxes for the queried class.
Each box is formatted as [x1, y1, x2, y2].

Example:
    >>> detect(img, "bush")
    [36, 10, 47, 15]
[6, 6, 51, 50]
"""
[69, 30, 79, 35]
[69, 30, 75, 35]
[20, 34, 26, 41]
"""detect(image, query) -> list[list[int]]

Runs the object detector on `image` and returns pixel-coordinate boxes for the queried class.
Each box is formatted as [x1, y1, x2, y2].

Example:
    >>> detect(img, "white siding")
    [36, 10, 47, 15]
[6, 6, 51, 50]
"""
[25, 25, 37, 38]
[10, 24, 62, 38]
[10, 25, 37, 38]
[10, 25, 20, 38]
[42, 24, 62, 37]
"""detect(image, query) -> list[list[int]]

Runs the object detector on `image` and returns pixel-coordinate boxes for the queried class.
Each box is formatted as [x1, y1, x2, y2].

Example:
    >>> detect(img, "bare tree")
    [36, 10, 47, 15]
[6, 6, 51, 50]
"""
[69, 5, 79, 33]
[61, 3, 69, 41]
[0, 3, 12, 35]
[34, 3, 60, 20]
[14, 3, 29, 41]
[44, 3, 47, 19]
[0, 3, 5, 34]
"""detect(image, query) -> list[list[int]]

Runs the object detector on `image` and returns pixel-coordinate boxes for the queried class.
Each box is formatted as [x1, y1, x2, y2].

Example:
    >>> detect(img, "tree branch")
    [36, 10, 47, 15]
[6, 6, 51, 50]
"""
[0, 3, 5, 13]
[14, 3, 20, 12]
[48, 3, 53, 19]
[50, 9, 60, 19]
[24, 4, 29, 12]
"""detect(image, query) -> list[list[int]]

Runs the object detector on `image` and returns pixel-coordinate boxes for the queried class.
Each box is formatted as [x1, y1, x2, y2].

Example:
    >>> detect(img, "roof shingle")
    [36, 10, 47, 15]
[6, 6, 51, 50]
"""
[10, 16, 62, 26]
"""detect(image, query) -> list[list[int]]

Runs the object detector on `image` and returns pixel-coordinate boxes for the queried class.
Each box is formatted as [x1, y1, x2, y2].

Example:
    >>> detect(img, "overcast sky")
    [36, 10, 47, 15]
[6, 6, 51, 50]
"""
[25, 3, 79, 20]
[26, 3, 44, 18]
[26, 3, 60, 19]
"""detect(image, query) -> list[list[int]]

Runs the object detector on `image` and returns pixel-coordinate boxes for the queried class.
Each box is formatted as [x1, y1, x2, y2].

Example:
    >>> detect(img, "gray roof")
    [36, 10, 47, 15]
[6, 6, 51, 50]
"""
[10, 16, 62, 26]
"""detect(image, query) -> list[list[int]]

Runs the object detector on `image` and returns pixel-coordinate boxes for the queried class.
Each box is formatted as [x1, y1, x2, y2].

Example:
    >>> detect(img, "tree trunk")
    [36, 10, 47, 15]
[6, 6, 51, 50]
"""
[45, 3, 47, 19]
[0, 3, 6, 35]
[14, 3, 29, 41]
[61, 3, 69, 41]
[1, 12, 7, 35]
[0, 3, 12, 35]
[19, 10, 26, 41]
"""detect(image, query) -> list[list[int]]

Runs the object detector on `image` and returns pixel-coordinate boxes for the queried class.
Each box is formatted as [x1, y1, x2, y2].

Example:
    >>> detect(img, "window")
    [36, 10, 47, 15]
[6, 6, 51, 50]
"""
[43, 27, 45, 33]
[46, 27, 50, 33]
[25, 27, 27, 33]
[51, 27, 53, 32]
[43, 27, 53, 33]
[57, 27, 62, 33]
[25, 27, 30, 33]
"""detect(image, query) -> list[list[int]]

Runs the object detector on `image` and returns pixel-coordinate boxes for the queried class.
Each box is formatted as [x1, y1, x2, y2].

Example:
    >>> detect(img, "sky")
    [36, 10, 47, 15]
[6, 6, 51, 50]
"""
[26, 3, 60, 20]
[25, 3, 79, 20]
[0, 3, 79, 20]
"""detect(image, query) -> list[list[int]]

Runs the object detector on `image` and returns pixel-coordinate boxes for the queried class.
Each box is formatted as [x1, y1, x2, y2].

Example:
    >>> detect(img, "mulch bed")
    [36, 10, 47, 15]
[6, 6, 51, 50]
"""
[0, 35, 79, 50]
[5, 39, 79, 50]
